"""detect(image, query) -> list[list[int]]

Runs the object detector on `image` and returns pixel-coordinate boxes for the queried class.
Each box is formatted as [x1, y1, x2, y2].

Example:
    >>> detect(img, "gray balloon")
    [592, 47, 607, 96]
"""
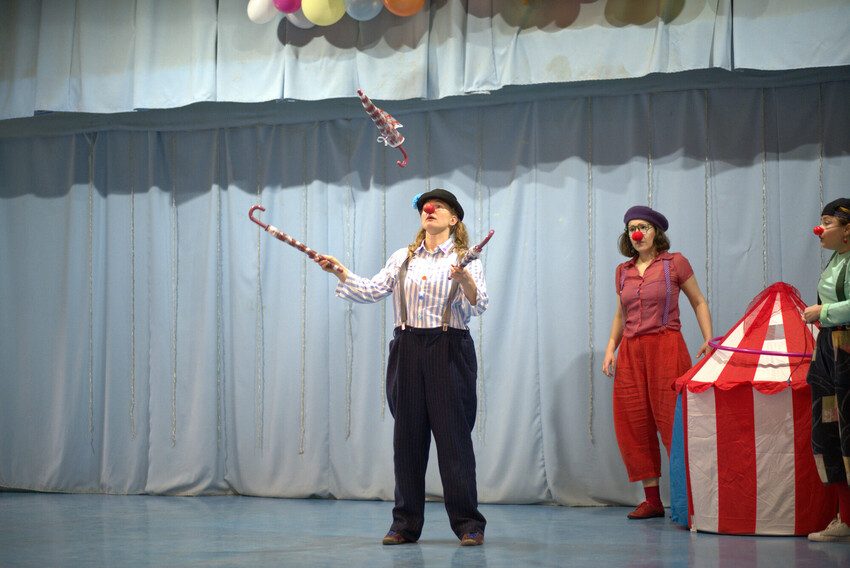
[285, 8, 315, 29]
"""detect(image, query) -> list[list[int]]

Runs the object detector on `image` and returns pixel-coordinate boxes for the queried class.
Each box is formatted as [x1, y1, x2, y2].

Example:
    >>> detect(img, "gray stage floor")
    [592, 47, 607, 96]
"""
[1, 493, 848, 567]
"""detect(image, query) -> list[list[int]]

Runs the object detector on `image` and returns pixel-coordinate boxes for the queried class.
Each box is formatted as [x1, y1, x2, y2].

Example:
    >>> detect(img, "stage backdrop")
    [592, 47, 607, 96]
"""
[1, 79, 849, 505]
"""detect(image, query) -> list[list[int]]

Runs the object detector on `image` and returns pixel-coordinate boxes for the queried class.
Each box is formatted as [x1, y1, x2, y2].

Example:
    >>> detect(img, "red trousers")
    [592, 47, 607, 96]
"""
[613, 329, 692, 482]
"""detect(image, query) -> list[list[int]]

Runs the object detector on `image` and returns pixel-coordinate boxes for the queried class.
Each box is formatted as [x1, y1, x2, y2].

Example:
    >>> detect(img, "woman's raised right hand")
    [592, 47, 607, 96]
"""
[315, 255, 348, 282]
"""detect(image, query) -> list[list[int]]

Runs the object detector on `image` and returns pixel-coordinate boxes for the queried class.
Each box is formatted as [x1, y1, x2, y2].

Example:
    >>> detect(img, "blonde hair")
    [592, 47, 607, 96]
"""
[407, 221, 470, 262]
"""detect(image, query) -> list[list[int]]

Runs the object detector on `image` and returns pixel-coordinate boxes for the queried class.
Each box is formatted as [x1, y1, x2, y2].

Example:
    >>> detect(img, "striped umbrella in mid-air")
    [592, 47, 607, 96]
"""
[357, 89, 408, 167]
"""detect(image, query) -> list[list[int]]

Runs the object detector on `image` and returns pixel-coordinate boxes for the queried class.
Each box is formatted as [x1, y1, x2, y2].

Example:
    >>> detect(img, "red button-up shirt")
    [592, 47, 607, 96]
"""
[615, 251, 694, 338]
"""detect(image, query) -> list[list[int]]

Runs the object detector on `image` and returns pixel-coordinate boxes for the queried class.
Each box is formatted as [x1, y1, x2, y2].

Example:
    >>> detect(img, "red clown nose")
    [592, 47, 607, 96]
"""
[813, 225, 825, 236]
[423, 203, 436, 214]
[631, 230, 644, 242]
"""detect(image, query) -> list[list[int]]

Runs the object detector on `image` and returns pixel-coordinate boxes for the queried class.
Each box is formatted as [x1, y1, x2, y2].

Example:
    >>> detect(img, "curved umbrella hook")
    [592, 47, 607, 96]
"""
[396, 146, 409, 168]
[249, 204, 269, 231]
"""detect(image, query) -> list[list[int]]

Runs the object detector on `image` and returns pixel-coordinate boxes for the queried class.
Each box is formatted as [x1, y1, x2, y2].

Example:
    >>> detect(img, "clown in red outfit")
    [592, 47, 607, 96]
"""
[602, 205, 714, 519]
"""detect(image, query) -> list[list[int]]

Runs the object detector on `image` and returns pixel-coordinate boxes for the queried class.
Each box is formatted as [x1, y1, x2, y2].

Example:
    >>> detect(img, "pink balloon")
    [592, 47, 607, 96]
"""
[273, 0, 302, 13]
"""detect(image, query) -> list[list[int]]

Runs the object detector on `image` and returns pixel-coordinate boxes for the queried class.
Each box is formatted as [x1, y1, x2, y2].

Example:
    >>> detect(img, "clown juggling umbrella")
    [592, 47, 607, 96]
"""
[357, 89, 408, 167]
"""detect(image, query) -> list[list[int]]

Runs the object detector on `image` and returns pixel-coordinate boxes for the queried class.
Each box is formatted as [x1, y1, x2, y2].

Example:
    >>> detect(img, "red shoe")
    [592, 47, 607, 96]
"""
[627, 501, 665, 520]
[382, 530, 416, 545]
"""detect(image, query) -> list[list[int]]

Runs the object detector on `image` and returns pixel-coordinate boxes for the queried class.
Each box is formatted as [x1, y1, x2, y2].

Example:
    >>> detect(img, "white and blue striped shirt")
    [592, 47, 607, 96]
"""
[335, 237, 488, 330]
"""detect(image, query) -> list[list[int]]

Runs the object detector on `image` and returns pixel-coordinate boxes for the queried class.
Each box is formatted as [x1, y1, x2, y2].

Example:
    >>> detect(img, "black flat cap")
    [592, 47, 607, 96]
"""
[415, 188, 464, 221]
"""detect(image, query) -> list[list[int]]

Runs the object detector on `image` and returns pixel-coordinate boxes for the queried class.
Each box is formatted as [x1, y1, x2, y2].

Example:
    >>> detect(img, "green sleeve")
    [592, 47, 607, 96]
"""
[820, 300, 850, 326]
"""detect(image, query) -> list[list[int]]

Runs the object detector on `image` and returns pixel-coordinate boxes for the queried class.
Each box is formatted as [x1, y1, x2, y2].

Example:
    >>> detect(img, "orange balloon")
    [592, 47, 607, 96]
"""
[383, 0, 425, 17]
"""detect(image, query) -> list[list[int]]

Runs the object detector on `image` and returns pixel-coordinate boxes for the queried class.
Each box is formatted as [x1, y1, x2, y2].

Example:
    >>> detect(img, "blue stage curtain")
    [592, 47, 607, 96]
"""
[2, 81, 849, 504]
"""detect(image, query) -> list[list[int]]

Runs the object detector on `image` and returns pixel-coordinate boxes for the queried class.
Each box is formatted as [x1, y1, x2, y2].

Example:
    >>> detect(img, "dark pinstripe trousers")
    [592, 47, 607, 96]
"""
[386, 326, 486, 541]
[807, 328, 850, 484]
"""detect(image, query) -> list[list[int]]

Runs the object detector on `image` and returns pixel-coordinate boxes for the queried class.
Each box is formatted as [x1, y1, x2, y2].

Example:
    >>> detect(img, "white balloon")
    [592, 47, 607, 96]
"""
[247, 0, 278, 24]
[285, 8, 315, 29]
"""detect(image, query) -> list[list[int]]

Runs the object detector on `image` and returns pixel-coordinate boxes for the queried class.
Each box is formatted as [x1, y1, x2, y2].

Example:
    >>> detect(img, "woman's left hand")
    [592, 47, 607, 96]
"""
[696, 340, 712, 359]
[450, 265, 478, 304]
[803, 304, 822, 324]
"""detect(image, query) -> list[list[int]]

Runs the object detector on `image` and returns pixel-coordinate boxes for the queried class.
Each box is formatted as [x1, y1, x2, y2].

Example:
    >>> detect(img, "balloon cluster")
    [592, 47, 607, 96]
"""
[247, 0, 426, 26]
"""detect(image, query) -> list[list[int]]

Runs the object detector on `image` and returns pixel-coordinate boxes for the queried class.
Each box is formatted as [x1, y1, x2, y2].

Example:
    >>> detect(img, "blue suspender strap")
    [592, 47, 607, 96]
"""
[661, 258, 671, 326]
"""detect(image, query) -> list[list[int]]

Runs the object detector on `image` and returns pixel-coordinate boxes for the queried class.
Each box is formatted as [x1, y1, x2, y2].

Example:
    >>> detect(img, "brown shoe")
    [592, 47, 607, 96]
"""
[627, 501, 665, 519]
[382, 530, 415, 545]
[460, 532, 484, 546]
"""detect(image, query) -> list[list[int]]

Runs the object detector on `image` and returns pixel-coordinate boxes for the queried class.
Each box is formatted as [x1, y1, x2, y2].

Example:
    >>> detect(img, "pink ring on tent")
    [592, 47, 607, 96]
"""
[707, 336, 812, 358]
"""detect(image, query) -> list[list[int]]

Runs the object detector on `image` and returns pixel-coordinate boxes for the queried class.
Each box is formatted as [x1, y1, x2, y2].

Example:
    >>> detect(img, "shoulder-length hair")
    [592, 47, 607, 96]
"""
[618, 225, 670, 258]
[406, 210, 469, 262]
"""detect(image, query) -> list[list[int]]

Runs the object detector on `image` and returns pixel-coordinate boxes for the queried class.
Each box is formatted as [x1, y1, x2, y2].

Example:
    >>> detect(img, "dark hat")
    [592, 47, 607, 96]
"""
[414, 188, 464, 221]
[821, 198, 850, 220]
[623, 205, 668, 232]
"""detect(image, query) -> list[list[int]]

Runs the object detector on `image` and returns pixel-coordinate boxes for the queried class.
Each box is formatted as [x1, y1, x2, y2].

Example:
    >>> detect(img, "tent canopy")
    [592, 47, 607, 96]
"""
[678, 282, 816, 395]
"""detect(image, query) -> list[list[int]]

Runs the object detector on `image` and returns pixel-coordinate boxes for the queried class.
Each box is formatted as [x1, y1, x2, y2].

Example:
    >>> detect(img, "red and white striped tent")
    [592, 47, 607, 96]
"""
[676, 282, 836, 535]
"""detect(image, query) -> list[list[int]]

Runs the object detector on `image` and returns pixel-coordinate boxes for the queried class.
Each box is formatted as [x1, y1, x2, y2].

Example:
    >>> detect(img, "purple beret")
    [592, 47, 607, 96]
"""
[623, 205, 668, 232]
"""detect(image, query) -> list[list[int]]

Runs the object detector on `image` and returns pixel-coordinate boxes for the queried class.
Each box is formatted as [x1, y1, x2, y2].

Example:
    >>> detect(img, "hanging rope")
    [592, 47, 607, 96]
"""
[380, 147, 388, 419]
[474, 107, 487, 442]
[586, 97, 596, 445]
[169, 134, 179, 448]
[299, 130, 309, 455]
[344, 124, 355, 440]
[425, 114, 432, 192]
[703, 90, 713, 309]
[646, 94, 655, 208]
[221, 130, 232, 479]
[86, 132, 96, 454]
[129, 134, 137, 440]
[215, 131, 224, 451]
[818, 84, 826, 266]
[254, 126, 265, 451]
[760, 89, 769, 289]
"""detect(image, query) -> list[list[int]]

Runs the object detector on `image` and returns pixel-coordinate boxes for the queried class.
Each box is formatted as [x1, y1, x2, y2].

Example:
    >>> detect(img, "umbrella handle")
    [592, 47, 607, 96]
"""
[396, 146, 408, 168]
[248, 205, 270, 231]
